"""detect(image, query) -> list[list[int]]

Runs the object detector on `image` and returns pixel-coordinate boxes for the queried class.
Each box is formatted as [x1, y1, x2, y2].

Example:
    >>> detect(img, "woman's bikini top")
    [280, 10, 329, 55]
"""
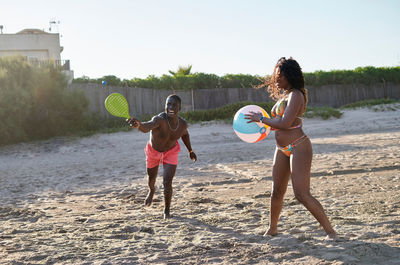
[271, 98, 303, 130]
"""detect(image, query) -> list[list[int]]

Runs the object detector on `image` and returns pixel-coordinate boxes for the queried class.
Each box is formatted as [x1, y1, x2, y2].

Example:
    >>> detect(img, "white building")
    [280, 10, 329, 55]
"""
[0, 28, 73, 83]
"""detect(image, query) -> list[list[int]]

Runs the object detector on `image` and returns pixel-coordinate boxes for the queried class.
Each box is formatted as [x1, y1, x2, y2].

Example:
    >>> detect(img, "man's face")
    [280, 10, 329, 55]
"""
[165, 97, 180, 118]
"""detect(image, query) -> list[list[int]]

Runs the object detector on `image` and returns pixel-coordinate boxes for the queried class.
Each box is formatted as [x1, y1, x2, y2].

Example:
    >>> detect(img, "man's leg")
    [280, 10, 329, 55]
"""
[162, 163, 177, 219]
[145, 166, 159, 206]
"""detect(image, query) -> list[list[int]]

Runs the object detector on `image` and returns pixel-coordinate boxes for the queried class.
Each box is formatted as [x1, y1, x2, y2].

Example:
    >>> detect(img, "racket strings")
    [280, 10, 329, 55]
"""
[106, 95, 129, 117]
[111, 99, 127, 112]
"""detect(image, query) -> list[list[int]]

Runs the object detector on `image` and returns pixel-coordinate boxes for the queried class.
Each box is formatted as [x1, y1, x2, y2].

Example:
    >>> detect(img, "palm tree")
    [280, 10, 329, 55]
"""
[169, 65, 192, 76]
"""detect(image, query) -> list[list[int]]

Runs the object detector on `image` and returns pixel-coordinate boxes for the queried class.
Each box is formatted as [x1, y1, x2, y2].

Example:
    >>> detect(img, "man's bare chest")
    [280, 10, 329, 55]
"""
[155, 124, 184, 140]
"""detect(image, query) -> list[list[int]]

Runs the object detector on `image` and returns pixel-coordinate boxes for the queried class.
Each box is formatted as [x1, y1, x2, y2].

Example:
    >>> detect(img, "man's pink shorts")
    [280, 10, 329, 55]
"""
[144, 141, 181, 168]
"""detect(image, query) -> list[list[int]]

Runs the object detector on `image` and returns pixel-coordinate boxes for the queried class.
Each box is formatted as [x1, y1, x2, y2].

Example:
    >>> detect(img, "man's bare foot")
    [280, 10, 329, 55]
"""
[263, 227, 278, 237]
[144, 190, 154, 206]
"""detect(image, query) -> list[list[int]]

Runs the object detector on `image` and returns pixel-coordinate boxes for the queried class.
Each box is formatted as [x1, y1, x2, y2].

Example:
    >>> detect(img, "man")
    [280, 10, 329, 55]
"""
[128, 94, 197, 219]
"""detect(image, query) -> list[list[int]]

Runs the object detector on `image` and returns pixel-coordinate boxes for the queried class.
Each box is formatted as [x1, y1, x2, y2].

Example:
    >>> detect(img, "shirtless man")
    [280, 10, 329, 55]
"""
[128, 94, 197, 219]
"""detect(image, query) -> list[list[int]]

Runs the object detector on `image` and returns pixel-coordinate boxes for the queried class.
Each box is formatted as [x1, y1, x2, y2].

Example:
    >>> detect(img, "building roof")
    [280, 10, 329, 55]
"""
[17, 28, 49, 34]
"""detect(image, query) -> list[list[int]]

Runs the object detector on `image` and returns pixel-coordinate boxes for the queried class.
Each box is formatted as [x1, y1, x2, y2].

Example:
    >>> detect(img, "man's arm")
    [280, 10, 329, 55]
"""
[181, 129, 197, 162]
[128, 115, 161, 133]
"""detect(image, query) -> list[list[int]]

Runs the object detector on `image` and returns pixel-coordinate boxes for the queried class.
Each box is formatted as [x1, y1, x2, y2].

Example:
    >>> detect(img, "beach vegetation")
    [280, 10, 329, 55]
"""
[303, 107, 343, 119]
[0, 56, 97, 145]
[73, 66, 400, 89]
[180, 101, 275, 123]
[169, 65, 193, 76]
[340, 98, 400, 109]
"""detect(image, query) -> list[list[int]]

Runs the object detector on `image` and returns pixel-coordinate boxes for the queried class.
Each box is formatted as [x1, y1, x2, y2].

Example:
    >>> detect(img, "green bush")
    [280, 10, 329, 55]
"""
[304, 66, 400, 86]
[303, 107, 343, 120]
[180, 101, 274, 122]
[128, 73, 221, 90]
[73, 66, 400, 89]
[0, 56, 98, 145]
[219, 74, 263, 88]
[340, 98, 398, 109]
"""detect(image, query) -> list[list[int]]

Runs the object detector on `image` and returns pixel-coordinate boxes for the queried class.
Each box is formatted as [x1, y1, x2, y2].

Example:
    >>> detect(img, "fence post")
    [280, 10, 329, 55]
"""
[191, 88, 195, 111]
[382, 78, 387, 98]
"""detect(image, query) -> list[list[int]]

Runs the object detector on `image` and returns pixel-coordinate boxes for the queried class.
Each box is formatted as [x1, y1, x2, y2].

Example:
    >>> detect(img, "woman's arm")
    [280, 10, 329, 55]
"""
[246, 91, 303, 129]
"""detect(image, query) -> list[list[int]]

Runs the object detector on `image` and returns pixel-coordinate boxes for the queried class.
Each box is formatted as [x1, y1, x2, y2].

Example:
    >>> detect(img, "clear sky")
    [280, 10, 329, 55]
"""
[1, 0, 399, 79]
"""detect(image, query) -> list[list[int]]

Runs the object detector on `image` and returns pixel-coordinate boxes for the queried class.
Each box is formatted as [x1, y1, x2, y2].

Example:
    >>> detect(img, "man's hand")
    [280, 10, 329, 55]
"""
[126, 117, 141, 128]
[189, 151, 197, 163]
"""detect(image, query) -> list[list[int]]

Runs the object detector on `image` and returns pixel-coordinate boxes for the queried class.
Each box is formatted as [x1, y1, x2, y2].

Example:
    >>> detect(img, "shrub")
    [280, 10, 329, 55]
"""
[73, 66, 400, 89]
[303, 107, 343, 119]
[340, 98, 399, 109]
[304, 66, 400, 86]
[180, 101, 275, 122]
[0, 56, 93, 145]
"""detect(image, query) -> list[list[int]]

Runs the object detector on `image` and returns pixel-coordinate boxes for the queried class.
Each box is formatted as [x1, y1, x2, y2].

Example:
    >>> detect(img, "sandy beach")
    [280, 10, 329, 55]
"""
[1, 105, 400, 264]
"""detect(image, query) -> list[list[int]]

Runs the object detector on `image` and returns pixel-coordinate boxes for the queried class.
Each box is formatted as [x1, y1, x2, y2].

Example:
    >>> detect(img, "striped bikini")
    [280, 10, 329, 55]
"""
[271, 99, 308, 157]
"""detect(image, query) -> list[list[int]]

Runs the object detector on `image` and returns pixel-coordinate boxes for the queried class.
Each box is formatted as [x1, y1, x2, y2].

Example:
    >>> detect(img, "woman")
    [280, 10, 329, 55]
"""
[245, 57, 336, 238]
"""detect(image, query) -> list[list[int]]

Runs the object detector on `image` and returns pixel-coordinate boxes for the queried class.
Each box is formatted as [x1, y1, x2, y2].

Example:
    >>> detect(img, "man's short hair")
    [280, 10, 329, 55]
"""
[167, 94, 182, 107]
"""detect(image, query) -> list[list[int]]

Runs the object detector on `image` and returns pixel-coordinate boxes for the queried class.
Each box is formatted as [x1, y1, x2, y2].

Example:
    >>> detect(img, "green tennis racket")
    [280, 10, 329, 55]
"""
[104, 93, 131, 119]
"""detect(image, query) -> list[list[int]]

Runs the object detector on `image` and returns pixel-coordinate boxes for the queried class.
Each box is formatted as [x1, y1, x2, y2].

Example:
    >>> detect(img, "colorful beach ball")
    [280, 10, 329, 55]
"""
[233, 105, 271, 143]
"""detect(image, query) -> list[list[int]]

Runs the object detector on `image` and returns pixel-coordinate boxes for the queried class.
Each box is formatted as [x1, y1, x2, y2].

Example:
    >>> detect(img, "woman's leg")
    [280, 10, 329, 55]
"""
[266, 148, 291, 236]
[290, 138, 336, 237]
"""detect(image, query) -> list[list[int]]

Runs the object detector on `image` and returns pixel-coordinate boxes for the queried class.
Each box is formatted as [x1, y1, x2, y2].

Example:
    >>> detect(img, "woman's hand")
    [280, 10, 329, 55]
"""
[244, 111, 263, 123]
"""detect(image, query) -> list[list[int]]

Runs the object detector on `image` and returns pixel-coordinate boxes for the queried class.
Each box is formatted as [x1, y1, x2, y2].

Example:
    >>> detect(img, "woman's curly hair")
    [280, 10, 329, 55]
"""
[262, 57, 308, 107]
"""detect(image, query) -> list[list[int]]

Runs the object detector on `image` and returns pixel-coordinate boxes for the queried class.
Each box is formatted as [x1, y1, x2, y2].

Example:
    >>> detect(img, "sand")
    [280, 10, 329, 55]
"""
[1, 104, 400, 264]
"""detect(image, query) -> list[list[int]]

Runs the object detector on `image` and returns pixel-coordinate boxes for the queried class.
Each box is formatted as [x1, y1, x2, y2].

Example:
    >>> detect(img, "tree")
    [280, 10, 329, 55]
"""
[168, 65, 192, 76]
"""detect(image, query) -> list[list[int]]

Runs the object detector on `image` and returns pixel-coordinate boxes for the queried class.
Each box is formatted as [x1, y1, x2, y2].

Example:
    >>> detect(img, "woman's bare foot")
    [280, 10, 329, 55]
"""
[263, 227, 278, 236]
[326, 231, 337, 239]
